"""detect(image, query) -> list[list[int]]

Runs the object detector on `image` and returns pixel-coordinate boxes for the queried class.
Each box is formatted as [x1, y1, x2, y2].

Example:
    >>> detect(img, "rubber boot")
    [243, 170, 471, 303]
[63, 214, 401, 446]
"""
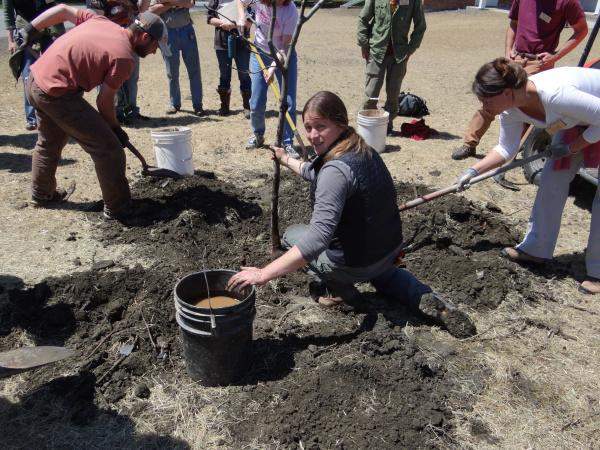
[217, 88, 231, 116]
[241, 90, 251, 120]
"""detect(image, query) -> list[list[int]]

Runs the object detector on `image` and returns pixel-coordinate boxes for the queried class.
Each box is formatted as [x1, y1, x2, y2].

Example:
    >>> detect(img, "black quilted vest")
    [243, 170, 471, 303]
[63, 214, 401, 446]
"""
[309, 150, 403, 267]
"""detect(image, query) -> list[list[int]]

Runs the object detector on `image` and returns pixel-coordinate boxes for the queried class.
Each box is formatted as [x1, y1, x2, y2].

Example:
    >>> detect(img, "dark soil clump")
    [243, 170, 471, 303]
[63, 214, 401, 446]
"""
[0, 172, 553, 448]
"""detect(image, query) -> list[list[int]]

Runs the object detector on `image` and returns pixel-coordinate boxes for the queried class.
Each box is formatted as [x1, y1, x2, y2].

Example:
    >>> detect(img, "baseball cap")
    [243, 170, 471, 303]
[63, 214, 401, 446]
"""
[134, 11, 171, 56]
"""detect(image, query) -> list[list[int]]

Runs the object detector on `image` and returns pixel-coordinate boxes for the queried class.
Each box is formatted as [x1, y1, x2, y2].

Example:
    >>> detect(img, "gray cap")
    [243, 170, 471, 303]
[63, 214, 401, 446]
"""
[134, 11, 171, 57]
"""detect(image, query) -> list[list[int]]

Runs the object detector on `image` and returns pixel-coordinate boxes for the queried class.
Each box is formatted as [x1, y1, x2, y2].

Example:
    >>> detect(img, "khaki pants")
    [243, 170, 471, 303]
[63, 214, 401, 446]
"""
[463, 58, 552, 148]
[363, 54, 408, 124]
[25, 77, 131, 213]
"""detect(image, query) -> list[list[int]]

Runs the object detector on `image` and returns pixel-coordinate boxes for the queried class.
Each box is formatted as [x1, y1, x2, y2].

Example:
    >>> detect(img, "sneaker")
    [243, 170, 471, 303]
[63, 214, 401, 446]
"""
[418, 293, 476, 338]
[246, 134, 265, 149]
[193, 107, 206, 117]
[386, 123, 400, 137]
[451, 144, 477, 160]
[165, 106, 180, 115]
[25, 122, 37, 131]
[284, 144, 301, 159]
[128, 111, 150, 121]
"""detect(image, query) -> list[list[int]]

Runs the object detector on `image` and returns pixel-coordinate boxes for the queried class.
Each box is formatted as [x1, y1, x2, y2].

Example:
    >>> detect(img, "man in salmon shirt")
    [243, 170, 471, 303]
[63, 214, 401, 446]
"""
[452, 0, 588, 161]
[21, 4, 169, 220]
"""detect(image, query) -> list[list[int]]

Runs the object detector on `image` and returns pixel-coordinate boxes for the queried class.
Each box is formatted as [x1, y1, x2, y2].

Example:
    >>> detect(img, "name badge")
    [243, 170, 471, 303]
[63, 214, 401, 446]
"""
[398, 0, 409, 5]
[539, 12, 552, 23]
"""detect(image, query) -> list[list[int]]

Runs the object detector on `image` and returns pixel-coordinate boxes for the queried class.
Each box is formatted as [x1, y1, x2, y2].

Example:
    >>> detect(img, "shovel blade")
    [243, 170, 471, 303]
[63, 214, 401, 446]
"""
[142, 167, 182, 179]
[0, 346, 75, 370]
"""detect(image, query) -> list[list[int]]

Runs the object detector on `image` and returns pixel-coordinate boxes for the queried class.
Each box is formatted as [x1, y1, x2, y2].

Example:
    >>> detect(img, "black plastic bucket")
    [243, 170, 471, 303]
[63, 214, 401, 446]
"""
[174, 270, 255, 386]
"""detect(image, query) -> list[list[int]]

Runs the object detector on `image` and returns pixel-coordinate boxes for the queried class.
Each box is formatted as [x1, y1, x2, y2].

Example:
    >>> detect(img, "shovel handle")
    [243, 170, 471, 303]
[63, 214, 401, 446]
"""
[398, 149, 551, 211]
[125, 141, 149, 170]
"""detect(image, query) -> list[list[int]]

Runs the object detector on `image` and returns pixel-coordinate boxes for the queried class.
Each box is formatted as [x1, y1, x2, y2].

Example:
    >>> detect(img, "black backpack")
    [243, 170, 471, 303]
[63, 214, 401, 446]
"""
[397, 92, 430, 117]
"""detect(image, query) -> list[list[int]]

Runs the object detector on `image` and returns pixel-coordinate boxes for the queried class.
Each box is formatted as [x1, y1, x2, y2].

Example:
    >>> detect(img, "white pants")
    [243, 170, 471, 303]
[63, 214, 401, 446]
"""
[517, 148, 600, 278]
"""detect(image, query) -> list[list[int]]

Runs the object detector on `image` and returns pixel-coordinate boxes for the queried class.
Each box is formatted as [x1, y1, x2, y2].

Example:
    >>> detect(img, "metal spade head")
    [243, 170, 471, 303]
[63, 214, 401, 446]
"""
[0, 346, 75, 379]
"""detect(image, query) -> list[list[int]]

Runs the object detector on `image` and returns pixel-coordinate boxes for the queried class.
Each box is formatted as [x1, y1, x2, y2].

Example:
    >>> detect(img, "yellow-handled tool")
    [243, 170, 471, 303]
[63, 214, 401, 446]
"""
[249, 42, 307, 157]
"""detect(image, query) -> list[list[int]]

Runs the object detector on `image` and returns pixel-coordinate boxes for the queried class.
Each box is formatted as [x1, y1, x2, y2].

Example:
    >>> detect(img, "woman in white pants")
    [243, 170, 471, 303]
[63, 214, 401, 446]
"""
[457, 58, 600, 294]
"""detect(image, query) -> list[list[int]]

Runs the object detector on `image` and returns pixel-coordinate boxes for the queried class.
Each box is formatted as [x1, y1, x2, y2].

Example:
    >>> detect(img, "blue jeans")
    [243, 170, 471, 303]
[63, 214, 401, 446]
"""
[249, 50, 297, 145]
[163, 23, 203, 110]
[20, 36, 53, 126]
[116, 53, 140, 117]
[282, 224, 431, 307]
[215, 44, 251, 91]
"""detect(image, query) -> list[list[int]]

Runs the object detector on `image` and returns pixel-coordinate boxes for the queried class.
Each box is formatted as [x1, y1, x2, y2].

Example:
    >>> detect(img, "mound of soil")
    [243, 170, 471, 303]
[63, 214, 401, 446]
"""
[0, 172, 551, 448]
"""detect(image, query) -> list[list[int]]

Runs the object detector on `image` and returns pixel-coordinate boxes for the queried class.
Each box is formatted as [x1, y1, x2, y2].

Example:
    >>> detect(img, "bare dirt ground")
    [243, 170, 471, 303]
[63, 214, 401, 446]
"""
[1, 8, 599, 449]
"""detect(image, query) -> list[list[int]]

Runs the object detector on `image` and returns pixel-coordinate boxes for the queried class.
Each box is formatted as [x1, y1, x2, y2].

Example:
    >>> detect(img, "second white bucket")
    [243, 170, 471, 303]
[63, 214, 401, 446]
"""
[151, 127, 194, 176]
[357, 109, 389, 154]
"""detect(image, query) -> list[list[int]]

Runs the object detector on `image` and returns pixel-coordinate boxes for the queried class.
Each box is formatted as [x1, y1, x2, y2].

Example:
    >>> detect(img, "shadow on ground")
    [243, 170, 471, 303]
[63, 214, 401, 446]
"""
[0, 133, 37, 150]
[0, 372, 191, 449]
[0, 152, 76, 174]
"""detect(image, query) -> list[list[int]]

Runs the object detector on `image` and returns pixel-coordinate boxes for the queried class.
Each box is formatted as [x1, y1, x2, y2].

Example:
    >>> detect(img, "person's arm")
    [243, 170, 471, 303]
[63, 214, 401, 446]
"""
[357, 0, 374, 61]
[505, 19, 517, 59]
[236, 0, 251, 31]
[31, 4, 80, 29]
[5, 0, 17, 53]
[456, 113, 523, 189]
[7, 30, 16, 54]
[272, 146, 305, 176]
[227, 164, 353, 289]
[148, 1, 172, 15]
[407, 0, 426, 56]
[539, 17, 587, 68]
[138, 0, 151, 13]
[97, 83, 120, 129]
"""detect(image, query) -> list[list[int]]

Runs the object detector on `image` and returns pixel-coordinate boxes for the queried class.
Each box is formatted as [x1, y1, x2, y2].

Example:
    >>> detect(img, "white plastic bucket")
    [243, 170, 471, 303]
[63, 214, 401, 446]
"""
[151, 127, 194, 176]
[357, 109, 389, 154]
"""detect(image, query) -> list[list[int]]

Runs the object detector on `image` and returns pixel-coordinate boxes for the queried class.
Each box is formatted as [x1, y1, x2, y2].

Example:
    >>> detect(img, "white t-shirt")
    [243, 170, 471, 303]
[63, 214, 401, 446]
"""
[240, 0, 298, 52]
[495, 67, 600, 160]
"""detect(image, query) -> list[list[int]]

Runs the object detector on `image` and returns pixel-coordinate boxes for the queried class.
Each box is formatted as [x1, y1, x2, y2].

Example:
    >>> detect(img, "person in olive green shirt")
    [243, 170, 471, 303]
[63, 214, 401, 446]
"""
[357, 0, 426, 135]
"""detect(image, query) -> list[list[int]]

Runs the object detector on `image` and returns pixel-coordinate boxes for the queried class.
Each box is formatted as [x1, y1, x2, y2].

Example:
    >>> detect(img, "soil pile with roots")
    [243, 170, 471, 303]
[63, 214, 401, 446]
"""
[0, 172, 552, 448]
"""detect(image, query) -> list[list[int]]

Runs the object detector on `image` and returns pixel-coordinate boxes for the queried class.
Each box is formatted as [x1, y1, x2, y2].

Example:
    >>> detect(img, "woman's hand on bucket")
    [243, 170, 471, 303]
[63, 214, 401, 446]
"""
[227, 267, 267, 290]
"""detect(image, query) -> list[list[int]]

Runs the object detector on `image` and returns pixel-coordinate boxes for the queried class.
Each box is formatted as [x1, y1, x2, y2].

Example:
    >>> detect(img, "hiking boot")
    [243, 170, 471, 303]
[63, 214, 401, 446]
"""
[284, 144, 301, 160]
[194, 106, 206, 117]
[241, 89, 251, 119]
[452, 144, 476, 160]
[246, 134, 265, 149]
[165, 106, 179, 115]
[128, 111, 150, 122]
[217, 88, 231, 116]
[25, 122, 37, 131]
[579, 277, 600, 295]
[418, 293, 476, 338]
[31, 181, 76, 207]
[501, 247, 547, 264]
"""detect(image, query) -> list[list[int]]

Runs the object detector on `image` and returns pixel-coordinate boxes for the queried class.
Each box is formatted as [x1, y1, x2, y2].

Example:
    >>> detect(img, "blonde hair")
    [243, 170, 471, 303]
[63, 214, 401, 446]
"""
[472, 57, 528, 98]
[302, 91, 372, 162]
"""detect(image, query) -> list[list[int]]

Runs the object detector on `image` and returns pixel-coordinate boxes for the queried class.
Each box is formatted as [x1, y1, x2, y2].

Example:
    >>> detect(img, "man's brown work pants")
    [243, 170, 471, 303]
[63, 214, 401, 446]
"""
[463, 58, 551, 148]
[25, 77, 131, 214]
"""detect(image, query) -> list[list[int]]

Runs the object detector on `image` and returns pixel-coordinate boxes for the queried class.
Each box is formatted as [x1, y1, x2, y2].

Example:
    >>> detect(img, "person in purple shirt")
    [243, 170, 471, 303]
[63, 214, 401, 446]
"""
[452, 0, 588, 161]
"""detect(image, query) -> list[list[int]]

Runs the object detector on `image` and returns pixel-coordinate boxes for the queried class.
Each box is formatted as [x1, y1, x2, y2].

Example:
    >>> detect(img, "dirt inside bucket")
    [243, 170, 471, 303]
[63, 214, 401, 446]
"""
[194, 295, 240, 309]
[0, 172, 561, 448]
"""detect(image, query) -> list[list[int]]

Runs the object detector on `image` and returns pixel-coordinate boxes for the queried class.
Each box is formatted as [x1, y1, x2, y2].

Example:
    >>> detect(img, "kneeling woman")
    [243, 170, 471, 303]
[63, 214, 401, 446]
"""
[457, 58, 600, 294]
[228, 91, 475, 338]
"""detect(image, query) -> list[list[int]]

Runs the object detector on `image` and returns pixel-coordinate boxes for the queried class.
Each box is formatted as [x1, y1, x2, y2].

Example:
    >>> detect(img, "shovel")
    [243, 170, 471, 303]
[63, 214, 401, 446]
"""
[0, 346, 75, 379]
[124, 141, 182, 179]
[399, 149, 551, 211]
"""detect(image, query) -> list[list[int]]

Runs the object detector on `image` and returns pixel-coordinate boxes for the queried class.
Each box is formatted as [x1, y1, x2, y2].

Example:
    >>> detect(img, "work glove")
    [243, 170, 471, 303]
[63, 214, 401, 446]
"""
[17, 22, 43, 48]
[456, 167, 479, 192]
[112, 126, 130, 147]
[548, 143, 571, 160]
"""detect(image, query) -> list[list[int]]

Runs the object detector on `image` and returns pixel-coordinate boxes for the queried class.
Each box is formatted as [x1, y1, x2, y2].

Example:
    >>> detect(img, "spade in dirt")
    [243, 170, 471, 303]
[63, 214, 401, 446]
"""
[124, 141, 182, 179]
[0, 346, 75, 379]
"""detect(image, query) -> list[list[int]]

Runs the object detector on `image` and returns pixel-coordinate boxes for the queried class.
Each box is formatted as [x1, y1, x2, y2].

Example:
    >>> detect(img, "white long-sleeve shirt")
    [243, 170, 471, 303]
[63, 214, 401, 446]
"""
[495, 67, 600, 160]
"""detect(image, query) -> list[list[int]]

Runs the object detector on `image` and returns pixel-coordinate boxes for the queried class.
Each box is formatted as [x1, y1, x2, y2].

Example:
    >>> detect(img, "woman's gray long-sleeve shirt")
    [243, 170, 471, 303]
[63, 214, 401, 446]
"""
[295, 159, 358, 263]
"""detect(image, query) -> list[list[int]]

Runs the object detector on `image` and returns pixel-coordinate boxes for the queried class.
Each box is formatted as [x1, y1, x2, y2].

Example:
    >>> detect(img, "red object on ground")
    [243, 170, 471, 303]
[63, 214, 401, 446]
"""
[399, 119, 438, 141]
